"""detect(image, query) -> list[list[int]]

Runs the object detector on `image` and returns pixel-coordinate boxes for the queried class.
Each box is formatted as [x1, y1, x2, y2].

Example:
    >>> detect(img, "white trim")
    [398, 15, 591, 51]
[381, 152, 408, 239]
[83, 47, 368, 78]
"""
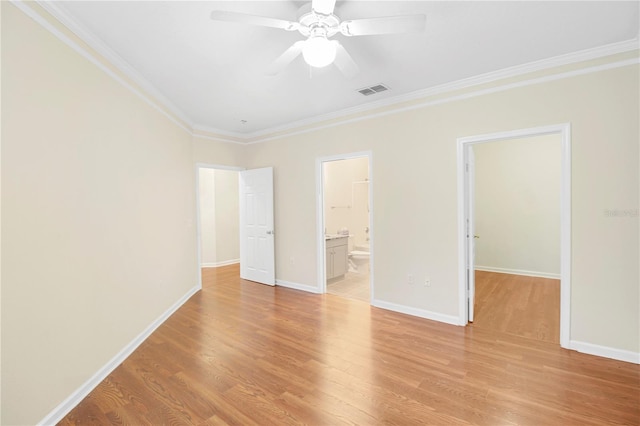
[275, 280, 322, 294]
[372, 299, 460, 326]
[192, 124, 247, 141]
[569, 341, 640, 365]
[192, 133, 247, 145]
[316, 152, 374, 301]
[38, 285, 200, 426]
[457, 123, 572, 347]
[195, 163, 245, 172]
[201, 259, 240, 268]
[559, 125, 572, 349]
[475, 266, 561, 280]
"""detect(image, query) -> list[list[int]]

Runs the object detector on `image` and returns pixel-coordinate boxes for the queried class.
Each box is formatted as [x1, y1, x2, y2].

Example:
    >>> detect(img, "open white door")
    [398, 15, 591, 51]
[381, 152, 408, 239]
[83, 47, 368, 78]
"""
[239, 167, 275, 286]
[467, 147, 476, 322]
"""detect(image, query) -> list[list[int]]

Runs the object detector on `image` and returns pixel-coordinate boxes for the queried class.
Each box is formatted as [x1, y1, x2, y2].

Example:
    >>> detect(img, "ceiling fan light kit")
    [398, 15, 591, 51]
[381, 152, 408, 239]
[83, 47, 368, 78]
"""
[210, 0, 426, 77]
[302, 36, 337, 68]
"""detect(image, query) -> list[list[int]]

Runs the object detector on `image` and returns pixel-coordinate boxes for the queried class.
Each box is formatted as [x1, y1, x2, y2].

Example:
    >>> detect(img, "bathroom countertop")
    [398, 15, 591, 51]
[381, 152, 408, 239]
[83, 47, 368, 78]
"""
[325, 234, 350, 240]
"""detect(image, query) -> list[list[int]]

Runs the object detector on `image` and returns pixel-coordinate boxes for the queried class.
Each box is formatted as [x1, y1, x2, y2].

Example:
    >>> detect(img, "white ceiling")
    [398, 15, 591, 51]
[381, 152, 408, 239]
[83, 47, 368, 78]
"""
[51, 1, 639, 138]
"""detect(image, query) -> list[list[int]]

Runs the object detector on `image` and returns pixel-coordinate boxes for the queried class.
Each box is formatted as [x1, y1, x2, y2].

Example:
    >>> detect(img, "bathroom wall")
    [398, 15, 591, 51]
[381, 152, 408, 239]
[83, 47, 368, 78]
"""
[323, 157, 369, 250]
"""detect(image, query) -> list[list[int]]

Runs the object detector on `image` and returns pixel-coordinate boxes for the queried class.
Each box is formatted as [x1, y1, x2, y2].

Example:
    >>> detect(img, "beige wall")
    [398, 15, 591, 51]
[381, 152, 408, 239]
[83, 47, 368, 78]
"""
[198, 168, 239, 266]
[198, 168, 217, 264]
[193, 135, 246, 168]
[2, 4, 228, 424]
[214, 169, 239, 263]
[245, 64, 639, 354]
[474, 135, 561, 277]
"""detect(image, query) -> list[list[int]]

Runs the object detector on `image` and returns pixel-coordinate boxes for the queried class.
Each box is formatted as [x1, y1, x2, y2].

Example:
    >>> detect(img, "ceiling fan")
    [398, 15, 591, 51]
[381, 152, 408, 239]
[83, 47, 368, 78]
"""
[210, 0, 426, 78]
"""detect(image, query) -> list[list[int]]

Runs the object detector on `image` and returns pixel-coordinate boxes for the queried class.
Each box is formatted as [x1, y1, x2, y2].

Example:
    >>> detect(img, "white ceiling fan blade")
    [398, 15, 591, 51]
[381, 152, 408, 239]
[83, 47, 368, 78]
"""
[312, 0, 337, 15]
[265, 41, 305, 76]
[333, 42, 359, 79]
[340, 15, 426, 36]
[210, 11, 299, 31]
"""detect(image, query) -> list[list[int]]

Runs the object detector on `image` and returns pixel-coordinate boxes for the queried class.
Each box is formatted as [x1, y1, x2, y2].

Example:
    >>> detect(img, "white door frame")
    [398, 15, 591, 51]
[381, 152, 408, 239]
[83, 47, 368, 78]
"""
[316, 151, 374, 299]
[195, 163, 245, 290]
[467, 147, 476, 322]
[456, 124, 571, 348]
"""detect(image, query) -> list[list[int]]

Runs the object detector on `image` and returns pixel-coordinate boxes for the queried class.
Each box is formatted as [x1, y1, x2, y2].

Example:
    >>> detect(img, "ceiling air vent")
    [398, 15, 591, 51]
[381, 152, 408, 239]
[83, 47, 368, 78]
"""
[357, 83, 389, 96]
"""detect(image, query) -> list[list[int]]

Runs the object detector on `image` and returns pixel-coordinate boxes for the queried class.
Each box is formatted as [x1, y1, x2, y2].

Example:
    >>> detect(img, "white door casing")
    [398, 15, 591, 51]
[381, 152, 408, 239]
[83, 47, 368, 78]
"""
[316, 151, 374, 298]
[239, 167, 275, 285]
[467, 147, 476, 322]
[457, 123, 571, 349]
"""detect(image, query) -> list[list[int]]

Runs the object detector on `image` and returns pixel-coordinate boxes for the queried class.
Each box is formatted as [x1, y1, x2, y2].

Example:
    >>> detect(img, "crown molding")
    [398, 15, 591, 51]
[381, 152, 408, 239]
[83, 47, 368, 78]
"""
[35, 0, 195, 129]
[11, 0, 193, 135]
[244, 37, 639, 142]
[192, 133, 246, 145]
[192, 125, 248, 144]
[34, 0, 254, 145]
[249, 56, 639, 144]
[14, 1, 640, 146]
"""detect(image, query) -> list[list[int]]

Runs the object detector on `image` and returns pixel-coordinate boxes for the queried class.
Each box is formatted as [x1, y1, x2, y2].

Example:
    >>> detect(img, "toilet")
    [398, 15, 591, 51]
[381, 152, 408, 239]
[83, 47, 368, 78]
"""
[348, 245, 370, 273]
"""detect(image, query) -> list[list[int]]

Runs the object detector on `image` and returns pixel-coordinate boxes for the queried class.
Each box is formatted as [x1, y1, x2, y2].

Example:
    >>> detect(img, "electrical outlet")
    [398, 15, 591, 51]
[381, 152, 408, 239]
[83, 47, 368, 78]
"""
[289, 256, 295, 265]
[408, 274, 414, 285]
[425, 278, 431, 287]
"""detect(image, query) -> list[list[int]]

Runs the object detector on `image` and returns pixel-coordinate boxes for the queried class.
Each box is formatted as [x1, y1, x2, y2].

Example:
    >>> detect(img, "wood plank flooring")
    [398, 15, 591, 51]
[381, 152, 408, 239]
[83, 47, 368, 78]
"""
[473, 271, 560, 344]
[60, 264, 639, 425]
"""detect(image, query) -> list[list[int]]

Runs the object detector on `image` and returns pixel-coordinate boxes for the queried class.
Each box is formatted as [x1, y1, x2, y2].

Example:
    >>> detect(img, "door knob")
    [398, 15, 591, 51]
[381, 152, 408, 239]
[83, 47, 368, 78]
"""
[266, 230, 274, 235]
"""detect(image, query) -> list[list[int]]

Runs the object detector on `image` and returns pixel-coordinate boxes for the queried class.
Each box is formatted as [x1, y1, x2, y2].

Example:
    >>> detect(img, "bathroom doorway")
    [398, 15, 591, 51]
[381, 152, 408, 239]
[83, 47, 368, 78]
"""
[317, 152, 373, 303]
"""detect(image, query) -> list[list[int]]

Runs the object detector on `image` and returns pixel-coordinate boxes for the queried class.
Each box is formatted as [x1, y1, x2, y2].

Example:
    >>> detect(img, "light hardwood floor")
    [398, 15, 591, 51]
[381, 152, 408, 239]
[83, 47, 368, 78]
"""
[473, 270, 560, 344]
[60, 264, 639, 425]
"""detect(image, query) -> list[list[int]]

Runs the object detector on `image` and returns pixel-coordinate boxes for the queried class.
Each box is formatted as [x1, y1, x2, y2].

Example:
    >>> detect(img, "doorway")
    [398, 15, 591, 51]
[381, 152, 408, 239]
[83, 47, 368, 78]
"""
[196, 164, 243, 288]
[457, 124, 571, 348]
[472, 134, 561, 343]
[317, 152, 373, 302]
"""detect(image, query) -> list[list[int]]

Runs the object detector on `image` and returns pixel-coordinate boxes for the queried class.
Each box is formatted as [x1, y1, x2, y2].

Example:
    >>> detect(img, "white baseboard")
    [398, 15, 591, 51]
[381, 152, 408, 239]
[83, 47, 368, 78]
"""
[475, 265, 561, 280]
[569, 340, 640, 364]
[275, 279, 321, 294]
[39, 285, 200, 425]
[201, 259, 240, 268]
[371, 299, 461, 326]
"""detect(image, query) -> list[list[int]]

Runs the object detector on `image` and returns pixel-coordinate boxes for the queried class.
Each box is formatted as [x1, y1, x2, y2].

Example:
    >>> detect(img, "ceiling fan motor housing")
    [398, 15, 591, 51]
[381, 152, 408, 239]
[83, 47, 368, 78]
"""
[298, 10, 341, 38]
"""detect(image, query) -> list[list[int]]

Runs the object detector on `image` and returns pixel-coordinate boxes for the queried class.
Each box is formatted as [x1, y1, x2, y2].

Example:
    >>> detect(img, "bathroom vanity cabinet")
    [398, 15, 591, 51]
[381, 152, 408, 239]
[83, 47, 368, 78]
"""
[326, 236, 348, 280]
